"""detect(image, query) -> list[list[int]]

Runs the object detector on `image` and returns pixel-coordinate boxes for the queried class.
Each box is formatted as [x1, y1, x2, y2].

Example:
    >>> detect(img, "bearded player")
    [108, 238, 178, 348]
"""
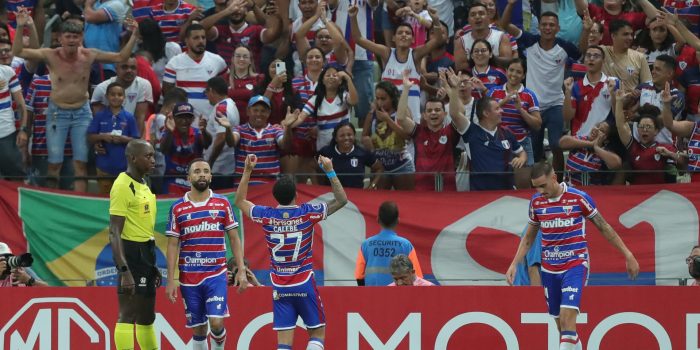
[506, 161, 639, 350]
[165, 159, 248, 350]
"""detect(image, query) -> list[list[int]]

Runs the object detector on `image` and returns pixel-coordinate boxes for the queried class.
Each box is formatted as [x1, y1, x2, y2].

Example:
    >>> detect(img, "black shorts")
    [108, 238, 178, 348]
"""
[118, 239, 158, 297]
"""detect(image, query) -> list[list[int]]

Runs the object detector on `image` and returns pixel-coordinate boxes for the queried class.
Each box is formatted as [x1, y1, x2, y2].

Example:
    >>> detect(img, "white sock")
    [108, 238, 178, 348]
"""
[209, 328, 226, 350]
[575, 340, 583, 350]
[560, 331, 578, 350]
[192, 336, 208, 350]
[307, 337, 324, 350]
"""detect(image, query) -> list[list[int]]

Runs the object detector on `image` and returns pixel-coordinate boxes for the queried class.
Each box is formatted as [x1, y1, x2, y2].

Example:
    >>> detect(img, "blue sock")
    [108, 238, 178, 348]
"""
[277, 345, 292, 350]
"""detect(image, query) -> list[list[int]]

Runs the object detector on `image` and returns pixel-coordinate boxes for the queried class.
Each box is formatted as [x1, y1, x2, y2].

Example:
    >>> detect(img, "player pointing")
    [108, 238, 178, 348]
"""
[506, 161, 639, 350]
[235, 154, 348, 350]
[165, 159, 248, 350]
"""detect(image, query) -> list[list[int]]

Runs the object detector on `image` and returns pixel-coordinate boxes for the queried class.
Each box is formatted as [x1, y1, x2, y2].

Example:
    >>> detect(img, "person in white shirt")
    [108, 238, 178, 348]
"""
[203, 76, 240, 189]
[91, 55, 154, 135]
[504, 10, 582, 179]
[162, 23, 228, 125]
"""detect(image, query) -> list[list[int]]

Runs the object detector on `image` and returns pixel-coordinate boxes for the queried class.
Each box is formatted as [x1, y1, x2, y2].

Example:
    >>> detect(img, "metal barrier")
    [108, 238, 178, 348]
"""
[3, 168, 691, 194]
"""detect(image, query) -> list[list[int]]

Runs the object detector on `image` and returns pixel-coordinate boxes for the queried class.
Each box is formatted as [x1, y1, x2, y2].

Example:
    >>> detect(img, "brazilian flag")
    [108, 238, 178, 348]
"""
[18, 187, 242, 286]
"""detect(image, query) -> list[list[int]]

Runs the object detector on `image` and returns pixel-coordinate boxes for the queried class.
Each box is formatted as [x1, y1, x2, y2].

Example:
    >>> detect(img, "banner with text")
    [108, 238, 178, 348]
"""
[1, 286, 699, 349]
[1, 181, 699, 285]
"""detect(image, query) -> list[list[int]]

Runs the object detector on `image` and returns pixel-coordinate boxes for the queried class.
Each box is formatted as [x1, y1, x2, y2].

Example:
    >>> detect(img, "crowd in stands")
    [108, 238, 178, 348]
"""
[0, 0, 697, 193]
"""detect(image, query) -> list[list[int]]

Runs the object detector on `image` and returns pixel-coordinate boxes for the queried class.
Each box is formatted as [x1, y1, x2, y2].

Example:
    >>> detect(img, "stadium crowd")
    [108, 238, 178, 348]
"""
[0, 0, 697, 193]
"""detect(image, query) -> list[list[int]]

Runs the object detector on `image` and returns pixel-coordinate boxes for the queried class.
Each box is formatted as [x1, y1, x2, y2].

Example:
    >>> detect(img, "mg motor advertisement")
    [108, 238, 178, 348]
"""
[1, 287, 699, 349]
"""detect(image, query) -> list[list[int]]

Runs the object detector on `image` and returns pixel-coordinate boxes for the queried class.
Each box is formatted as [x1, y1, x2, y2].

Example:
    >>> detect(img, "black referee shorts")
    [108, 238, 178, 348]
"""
[118, 239, 158, 297]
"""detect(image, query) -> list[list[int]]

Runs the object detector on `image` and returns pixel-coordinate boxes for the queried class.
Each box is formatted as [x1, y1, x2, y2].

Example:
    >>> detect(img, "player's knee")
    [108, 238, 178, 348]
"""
[136, 312, 156, 325]
[192, 324, 209, 337]
[209, 318, 225, 332]
[307, 326, 325, 340]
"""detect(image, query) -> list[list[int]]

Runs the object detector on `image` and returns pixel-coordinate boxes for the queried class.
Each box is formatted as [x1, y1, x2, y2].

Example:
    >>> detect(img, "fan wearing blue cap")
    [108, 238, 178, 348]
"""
[226, 95, 300, 186]
[160, 102, 210, 193]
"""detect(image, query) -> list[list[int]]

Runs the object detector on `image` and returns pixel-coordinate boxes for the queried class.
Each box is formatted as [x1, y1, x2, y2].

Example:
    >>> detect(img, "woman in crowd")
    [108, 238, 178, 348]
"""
[487, 58, 541, 188]
[560, 121, 621, 186]
[257, 58, 297, 126]
[469, 39, 507, 98]
[635, 18, 686, 67]
[361, 81, 414, 190]
[294, 63, 358, 152]
[288, 47, 326, 183]
[615, 89, 682, 184]
[318, 122, 383, 189]
[228, 46, 263, 123]
[295, 2, 353, 71]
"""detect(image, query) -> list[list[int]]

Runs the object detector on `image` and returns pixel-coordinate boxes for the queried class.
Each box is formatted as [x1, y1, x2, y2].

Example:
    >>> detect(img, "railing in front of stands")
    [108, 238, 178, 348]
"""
[1, 168, 691, 193]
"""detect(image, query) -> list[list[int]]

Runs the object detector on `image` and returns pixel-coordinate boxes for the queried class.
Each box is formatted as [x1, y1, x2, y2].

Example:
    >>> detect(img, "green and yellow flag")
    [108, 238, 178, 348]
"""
[18, 187, 241, 286]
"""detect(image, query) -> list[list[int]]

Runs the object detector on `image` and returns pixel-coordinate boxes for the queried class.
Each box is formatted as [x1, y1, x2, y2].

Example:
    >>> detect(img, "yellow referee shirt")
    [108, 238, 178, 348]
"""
[109, 172, 157, 242]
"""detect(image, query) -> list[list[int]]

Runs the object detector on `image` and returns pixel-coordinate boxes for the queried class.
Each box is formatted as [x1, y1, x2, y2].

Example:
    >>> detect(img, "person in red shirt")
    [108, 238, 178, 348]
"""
[227, 46, 263, 123]
[575, 0, 658, 45]
[258, 59, 298, 126]
[614, 88, 682, 184]
[397, 69, 470, 191]
[200, 0, 282, 72]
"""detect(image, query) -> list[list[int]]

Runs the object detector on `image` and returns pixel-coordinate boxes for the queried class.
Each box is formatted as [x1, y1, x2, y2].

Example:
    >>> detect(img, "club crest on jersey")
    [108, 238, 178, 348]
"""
[501, 140, 511, 149]
[563, 206, 573, 215]
[209, 210, 219, 219]
[128, 93, 136, 103]
[283, 212, 290, 219]
[626, 66, 635, 76]
[679, 61, 688, 70]
[241, 37, 250, 46]
[439, 135, 448, 144]
[350, 158, 358, 167]
[654, 153, 661, 161]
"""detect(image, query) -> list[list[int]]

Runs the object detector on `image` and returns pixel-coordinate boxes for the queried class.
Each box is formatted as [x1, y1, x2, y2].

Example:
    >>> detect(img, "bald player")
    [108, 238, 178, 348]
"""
[109, 139, 159, 350]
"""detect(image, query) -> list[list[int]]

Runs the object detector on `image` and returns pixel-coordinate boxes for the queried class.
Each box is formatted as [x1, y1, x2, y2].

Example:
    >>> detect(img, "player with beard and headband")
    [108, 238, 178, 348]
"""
[165, 158, 248, 350]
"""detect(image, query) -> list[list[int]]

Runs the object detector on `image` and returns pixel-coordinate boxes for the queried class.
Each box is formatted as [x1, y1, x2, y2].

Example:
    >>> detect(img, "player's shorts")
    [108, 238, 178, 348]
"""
[272, 275, 325, 331]
[180, 273, 230, 328]
[541, 263, 589, 317]
[118, 239, 158, 297]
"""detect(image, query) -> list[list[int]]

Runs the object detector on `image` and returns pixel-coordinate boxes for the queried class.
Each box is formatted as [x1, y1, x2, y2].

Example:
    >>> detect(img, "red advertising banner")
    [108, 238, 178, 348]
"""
[0, 286, 698, 349]
[2, 181, 700, 285]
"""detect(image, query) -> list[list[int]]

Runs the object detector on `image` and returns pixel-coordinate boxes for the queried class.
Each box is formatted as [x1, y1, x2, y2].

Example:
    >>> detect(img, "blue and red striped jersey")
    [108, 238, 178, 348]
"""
[147, 0, 195, 43]
[166, 191, 239, 286]
[528, 183, 597, 273]
[249, 202, 327, 287]
[488, 84, 540, 142]
[233, 123, 284, 184]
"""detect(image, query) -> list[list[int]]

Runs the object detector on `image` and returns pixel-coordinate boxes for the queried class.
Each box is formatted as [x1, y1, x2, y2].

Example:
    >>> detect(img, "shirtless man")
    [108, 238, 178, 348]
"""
[12, 9, 139, 192]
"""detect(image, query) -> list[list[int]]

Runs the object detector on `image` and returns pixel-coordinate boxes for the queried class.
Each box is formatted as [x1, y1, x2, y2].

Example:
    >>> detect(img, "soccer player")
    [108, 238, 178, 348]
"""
[165, 159, 248, 350]
[235, 154, 348, 350]
[109, 139, 158, 350]
[506, 161, 640, 350]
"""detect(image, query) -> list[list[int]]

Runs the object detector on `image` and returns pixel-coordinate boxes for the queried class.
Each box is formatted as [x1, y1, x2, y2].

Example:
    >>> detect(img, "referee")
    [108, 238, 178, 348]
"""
[109, 139, 159, 350]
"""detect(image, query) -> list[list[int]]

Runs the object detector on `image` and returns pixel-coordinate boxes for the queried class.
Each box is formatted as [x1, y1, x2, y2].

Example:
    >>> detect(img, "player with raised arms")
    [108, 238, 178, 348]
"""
[165, 159, 248, 350]
[235, 154, 348, 350]
[506, 161, 639, 350]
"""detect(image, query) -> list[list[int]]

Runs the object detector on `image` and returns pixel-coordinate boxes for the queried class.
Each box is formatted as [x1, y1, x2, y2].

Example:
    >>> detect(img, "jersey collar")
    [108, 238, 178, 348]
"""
[547, 182, 568, 203]
[185, 189, 213, 207]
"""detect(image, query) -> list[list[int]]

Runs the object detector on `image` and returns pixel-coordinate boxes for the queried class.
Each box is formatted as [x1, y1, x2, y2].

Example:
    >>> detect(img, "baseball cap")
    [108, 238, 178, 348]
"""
[0, 242, 12, 255]
[247, 95, 271, 108]
[173, 102, 195, 118]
